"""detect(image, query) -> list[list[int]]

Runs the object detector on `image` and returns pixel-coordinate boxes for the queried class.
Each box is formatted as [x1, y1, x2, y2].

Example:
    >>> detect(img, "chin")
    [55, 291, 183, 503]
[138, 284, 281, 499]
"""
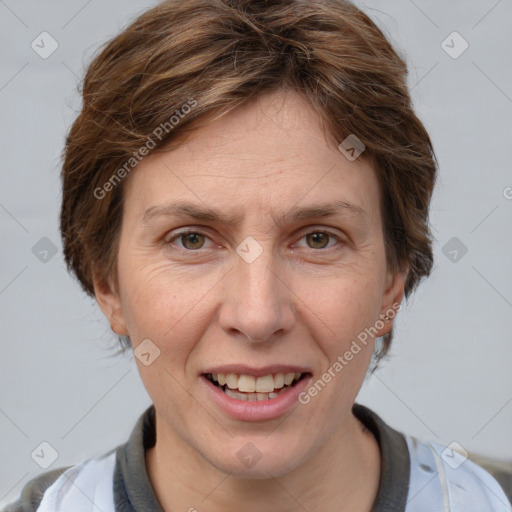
[203, 438, 309, 479]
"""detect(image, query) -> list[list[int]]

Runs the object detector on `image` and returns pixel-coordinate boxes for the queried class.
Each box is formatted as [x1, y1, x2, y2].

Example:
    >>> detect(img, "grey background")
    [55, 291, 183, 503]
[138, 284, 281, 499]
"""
[1, 0, 511, 506]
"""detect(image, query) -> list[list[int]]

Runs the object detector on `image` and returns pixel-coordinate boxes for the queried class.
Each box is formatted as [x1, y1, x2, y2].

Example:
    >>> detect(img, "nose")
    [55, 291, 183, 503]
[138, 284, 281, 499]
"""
[218, 245, 296, 343]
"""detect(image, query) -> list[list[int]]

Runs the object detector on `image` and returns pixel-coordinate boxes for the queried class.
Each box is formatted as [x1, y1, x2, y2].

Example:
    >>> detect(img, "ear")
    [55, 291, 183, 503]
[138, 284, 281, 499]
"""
[92, 271, 129, 336]
[375, 266, 407, 338]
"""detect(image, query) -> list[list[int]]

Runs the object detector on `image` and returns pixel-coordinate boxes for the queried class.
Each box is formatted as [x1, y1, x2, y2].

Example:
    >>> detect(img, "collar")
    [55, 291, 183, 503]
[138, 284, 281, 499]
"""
[113, 403, 410, 512]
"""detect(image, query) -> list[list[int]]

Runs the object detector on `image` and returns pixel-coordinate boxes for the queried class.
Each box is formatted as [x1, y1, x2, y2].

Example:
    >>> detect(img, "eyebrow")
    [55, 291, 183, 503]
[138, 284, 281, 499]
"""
[141, 199, 368, 227]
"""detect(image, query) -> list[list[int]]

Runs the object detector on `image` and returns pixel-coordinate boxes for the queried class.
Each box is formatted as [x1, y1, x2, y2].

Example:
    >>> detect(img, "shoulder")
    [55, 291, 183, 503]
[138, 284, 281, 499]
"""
[352, 404, 511, 511]
[1, 467, 70, 512]
[405, 434, 512, 511]
[1, 448, 118, 512]
[2, 406, 154, 512]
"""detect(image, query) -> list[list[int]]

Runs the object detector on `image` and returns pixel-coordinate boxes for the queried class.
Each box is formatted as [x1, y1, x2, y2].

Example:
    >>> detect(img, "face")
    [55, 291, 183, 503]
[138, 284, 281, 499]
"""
[95, 89, 405, 478]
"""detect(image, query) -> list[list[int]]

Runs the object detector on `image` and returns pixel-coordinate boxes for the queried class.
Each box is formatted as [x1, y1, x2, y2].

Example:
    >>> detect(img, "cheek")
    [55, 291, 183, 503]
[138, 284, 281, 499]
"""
[292, 273, 383, 409]
[117, 252, 220, 346]
[295, 269, 384, 344]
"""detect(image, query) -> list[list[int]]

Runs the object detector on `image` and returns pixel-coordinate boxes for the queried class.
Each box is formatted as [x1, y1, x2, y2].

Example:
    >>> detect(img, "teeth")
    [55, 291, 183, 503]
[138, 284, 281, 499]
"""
[223, 386, 290, 401]
[238, 374, 255, 392]
[274, 373, 284, 388]
[226, 373, 238, 389]
[255, 375, 275, 393]
[284, 373, 295, 385]
[209, 371, 303, 393]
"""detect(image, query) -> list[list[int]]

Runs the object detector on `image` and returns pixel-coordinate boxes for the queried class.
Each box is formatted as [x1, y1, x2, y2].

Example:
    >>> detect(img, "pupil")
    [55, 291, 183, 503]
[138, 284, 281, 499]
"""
[308, 232, 328, 249]
[183, 233, 204, 249]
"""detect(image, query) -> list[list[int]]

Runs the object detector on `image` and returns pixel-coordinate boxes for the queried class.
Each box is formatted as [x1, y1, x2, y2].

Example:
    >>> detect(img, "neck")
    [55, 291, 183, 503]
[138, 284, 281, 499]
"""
[146, 411, 381, 512]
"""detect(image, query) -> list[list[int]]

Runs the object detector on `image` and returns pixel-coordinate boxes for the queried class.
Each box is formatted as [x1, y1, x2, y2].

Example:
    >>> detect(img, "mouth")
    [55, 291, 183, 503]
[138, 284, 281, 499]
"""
[202, 371, 310, 402]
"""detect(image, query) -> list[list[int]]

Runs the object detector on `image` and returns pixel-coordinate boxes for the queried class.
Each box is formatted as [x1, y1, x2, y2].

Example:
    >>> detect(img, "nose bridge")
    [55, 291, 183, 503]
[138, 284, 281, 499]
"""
[239, 244, 278, 303]
[219, 239, 294, 341]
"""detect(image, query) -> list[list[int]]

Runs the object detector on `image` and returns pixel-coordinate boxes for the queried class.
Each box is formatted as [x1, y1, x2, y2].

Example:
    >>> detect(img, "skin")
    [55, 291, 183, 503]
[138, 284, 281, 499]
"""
[94, 88, 406, 512]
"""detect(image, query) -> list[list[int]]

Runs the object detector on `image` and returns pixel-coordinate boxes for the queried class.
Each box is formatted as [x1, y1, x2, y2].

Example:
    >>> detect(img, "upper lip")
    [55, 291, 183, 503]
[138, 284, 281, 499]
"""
[202, 364, 312, 378]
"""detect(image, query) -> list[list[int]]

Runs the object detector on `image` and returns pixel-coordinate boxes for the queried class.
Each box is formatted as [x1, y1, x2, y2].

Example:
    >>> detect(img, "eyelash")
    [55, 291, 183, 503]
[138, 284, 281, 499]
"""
[164, 228, 344, 252]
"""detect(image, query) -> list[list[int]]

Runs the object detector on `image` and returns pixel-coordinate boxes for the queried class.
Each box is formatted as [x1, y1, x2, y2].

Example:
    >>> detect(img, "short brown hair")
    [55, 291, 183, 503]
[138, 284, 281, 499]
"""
[60, 0, 437, 361]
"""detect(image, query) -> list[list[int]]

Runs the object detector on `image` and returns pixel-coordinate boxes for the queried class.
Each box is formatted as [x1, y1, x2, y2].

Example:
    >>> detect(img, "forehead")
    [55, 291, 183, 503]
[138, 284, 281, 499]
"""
[123, 89, 381, 224]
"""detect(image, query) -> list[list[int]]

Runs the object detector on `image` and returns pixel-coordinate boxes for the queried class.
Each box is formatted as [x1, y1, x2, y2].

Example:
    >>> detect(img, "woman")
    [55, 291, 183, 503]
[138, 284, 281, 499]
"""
[4, 0, 510, 511]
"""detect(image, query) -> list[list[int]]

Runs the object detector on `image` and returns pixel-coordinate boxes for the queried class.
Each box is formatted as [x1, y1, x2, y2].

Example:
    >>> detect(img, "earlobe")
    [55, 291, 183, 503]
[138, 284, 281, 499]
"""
[92, 271, 129, 336]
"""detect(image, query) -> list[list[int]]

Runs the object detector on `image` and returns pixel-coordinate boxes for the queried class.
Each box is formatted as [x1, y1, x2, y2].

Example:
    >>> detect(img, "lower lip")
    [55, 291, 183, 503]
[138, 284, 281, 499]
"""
[200, 374, 313, 421]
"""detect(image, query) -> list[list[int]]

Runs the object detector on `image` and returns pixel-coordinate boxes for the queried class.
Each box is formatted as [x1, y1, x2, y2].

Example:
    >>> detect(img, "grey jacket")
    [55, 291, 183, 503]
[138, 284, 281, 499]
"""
[3, 404, 510, 511]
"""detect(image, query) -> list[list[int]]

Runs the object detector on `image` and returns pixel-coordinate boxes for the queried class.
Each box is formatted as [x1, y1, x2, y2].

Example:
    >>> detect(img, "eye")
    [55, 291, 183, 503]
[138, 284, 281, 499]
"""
[165, 230, 214, 251]
[164, 228, 343, 253]
[295, 230, 342, 250]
